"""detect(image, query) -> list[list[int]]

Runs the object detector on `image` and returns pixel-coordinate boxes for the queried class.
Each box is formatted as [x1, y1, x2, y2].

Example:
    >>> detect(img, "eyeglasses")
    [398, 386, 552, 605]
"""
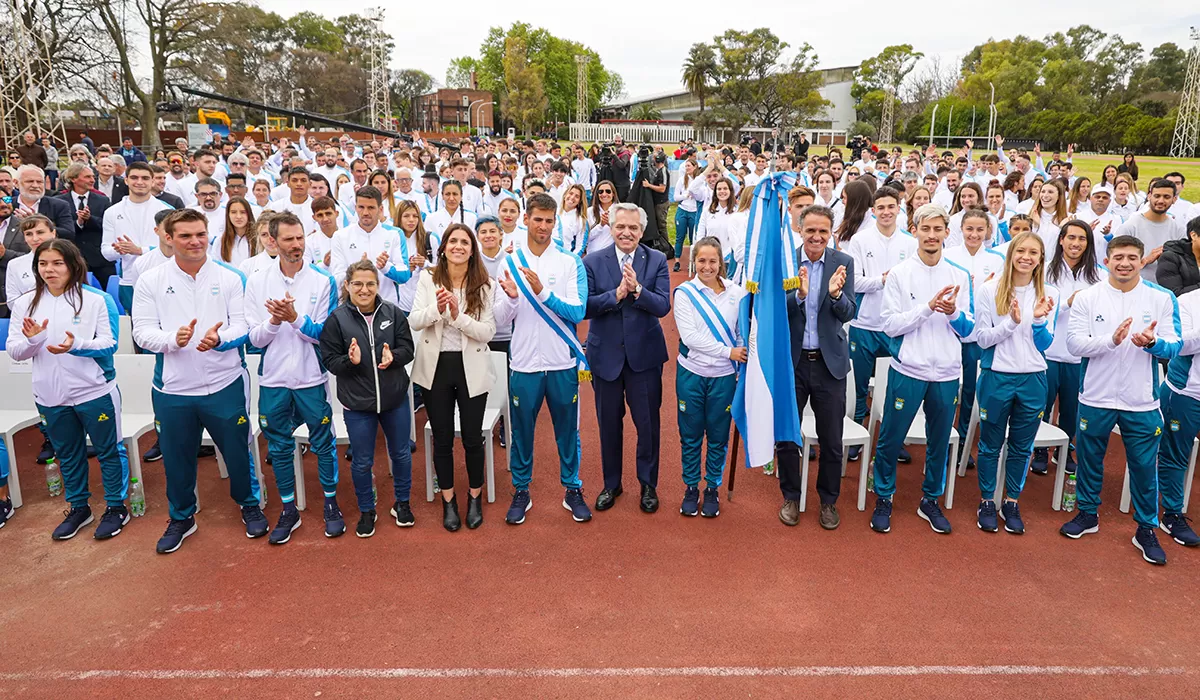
[348, 280, 378, 290]
[197, 191, 219, 197]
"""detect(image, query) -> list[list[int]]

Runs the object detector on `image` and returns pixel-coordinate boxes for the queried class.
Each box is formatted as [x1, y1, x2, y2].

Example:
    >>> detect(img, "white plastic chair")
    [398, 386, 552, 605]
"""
[117, 316, 134, 354]
[798, 366, 871, 512]
[290, 375, 347, 512]
[423, 351, 510, 504]
[200, 355, 266, 508]
[111, 354, 159, 511]
[1115, 426, 1198, 515]
[0, 356, 42, 509]
[865, 357, 961, 511]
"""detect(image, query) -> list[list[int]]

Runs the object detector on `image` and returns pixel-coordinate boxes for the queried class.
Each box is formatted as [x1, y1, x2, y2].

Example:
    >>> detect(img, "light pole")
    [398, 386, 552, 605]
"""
[289, 88, 305, 130]
[467, 98, 488, 136]
[476, 101, 497, 136]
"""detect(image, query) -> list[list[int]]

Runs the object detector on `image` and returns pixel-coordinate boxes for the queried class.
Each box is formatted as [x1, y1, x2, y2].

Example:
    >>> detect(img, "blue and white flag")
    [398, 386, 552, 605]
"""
[731, 174, 801, 469]
[741, 172, 799, 292]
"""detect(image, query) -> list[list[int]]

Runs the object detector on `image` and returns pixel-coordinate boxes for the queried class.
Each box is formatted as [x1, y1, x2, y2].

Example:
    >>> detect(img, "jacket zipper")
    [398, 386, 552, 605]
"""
[359, 306, 381, 413]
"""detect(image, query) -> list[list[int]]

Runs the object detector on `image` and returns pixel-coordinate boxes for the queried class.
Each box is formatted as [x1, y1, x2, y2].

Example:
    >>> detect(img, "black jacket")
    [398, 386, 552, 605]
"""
[319, 297, 414, 413]
[1156, 238, 1200, 297]
[56, 190, 110, 270]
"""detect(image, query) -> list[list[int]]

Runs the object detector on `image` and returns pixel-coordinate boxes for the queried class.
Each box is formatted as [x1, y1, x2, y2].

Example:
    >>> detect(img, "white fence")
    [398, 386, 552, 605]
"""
[569, 122, 722, 144]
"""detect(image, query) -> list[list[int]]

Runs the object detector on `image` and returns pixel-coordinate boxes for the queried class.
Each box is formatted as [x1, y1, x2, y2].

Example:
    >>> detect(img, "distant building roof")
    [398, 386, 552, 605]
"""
[602, 65, 859, 109]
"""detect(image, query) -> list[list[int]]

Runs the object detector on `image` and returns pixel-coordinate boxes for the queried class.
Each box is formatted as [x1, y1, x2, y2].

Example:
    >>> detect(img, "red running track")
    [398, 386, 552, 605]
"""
[2, 266, 1198, 697]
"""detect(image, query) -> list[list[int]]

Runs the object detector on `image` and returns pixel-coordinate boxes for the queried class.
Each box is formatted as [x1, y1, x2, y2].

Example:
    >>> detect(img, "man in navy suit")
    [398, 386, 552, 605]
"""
[13, 164, 74, 240]
[584, 203, 671, 513]
[56, 162, 114, 287]
[777, 204, 857, 530]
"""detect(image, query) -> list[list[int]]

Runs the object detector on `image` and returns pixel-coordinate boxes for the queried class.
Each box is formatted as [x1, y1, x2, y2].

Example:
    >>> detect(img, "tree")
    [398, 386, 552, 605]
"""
[391, 69, 435, 130]
[1131, 42, 1188, 94]
[706, 28, 828, 130]
[681, 42, 718, 113]
[852, 44, 923, 127]
[629, 104, 662, 121]
[500, 36, 546, 137]
[446, 56, 479, 89]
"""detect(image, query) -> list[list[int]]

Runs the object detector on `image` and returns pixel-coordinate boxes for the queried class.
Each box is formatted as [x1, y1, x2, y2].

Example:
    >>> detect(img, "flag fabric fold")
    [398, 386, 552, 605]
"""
[741, 171, 799, 293]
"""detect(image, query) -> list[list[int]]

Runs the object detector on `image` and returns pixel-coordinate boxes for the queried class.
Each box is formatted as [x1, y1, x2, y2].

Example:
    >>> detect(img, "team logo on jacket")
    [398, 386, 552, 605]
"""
[678, 400, 687, 413]
[1155, 425, 1163, 436]
[979, 408, 988, 422]
[909, 293, 916, 301]
[1094, 314, 1104, 322]
[1171, 420, 1181, 432]
[1079, 418, 1088, 432]
[210, 284, 220, 296]
[548, 275, 558, 286]
[237, 415, 248, 425]
[899, 252, 907, 260]
[349, 243, 357, 250]
[259, 415, 268, 427]
[381, 320, 392, 330]
[866, 251, 874, 258]
[1143, 311, 1152, 324]
[310, 293, 319, 304]
[511, 395, 519, 407]
[97, 413, 110, 422]
[38, 413, 46, 425]
[850, 342, 857, 352]
[72, 315, 81, 325]
[893, 398, 905, 410]
[321, 416, 330, 425]
[166, 286, 175, 295]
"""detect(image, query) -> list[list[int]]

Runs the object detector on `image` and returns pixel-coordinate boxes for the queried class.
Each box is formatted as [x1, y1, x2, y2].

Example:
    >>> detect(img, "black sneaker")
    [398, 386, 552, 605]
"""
[918, 497, 952, 534]
[977, 500, 998, 532]
[897, 446, 912, 464]
[36, 439, 55, 464]
[51, 505, 94, 540]
[156, 517, 197, 554]
[1160, 513, 1200, 547]
[672, 261, 681, 272]
[197, 445, 216, 458]
[242, 505, 269, 538]
[506, 489, 531, 525]
[1133, 526, 1167, 565]
[701, 487, 720, 518]
[94, 506, 130, 540]
[562, 488, 592, 522]
[269, 508, 301, 544]
[1029, 447, 1049, 475]
[0, 498, 12, 529]
[390, 501, 415, 528]
[1060, 511, 1099, 539]
[86, 445, 98, 459]
[870, 497, 892, 533]
[680, 486, 700, 516]
[143, 441, 163, 462]
[1001, 500, 1025, 534]
[356, 510, 376, 538]
[324, 500, 346, 538]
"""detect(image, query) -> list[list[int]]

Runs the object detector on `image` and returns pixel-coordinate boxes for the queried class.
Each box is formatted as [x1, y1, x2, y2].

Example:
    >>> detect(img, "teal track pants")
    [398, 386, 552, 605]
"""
[1157, 384, 1199, 516]
[1074, 404, 1162, 528]
[676, 365, 735, 488]
[871, 368, 959, 500]
[259, 384, 339, 504]
[976, 370, 1046, 501]
[509, 368, 581, 490]
[1045, 360, 1081, 443]
[849, 326, 892, 423]
[956, 342, 981, 438]
[38, 387, 128, 508]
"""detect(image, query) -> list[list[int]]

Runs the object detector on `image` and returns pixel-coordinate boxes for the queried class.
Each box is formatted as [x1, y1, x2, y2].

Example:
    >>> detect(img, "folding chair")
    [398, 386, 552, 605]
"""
[117, 316, 135, 354]
[423, 350, 510, 504]
[798, 367, 871, 512]
[0, 356, 42, 508]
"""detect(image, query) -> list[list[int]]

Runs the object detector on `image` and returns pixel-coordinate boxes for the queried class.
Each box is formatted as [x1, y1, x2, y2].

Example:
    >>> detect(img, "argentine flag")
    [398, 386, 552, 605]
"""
[731, 173, 801, 468]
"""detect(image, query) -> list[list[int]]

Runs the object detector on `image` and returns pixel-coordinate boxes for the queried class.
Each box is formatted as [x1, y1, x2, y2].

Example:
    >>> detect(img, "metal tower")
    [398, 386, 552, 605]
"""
[1171, 28, 1200, 159]
[366, 7, 392, 132]
[0, 1, 68, 154]
[879, 86, 895, 144]
[575, 55, 590, 124]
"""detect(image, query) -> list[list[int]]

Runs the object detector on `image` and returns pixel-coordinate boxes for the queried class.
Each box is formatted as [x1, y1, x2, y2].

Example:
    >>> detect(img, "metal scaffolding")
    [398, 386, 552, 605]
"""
[878, 86, 895, 144]
[0, 1, 69, 154]
[366, 7, 392, 132]
[1170, 28, 1200, 159]
[575, 55, 590, 124]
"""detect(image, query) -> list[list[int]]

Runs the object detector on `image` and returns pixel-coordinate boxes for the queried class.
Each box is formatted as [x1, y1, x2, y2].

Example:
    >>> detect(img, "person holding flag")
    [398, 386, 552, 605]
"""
[869, 204, 974, 535]
[494, 193, 592, 525]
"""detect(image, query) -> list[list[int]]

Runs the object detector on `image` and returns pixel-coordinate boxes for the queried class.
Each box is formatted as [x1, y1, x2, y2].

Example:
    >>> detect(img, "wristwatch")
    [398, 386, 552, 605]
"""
[635, 283, 643, 297]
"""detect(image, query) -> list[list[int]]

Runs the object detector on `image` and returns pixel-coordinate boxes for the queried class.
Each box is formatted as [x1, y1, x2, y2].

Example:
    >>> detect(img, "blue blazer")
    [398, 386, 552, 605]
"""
[584, 243, 671, 382]
[786, 246, 857, 379]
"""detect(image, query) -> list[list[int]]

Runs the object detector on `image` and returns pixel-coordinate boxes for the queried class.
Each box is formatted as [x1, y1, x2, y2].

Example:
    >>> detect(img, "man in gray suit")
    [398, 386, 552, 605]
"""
[777, 204, 856, 530]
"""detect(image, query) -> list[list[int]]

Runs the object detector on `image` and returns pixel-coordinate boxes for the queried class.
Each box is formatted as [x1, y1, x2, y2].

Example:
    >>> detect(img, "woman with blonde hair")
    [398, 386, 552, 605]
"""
[1067, 176, 1091, 216]
[554, 183, 589, 256]
[905, 186, 931, 233]
[971, 231, 1059, 534]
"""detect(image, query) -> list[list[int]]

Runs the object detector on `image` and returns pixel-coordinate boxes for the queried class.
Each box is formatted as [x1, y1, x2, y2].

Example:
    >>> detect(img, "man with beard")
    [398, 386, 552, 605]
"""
[1112, 180, 1186, 282]
[164, 151, 196, 206]
[480, 170, 517, 217]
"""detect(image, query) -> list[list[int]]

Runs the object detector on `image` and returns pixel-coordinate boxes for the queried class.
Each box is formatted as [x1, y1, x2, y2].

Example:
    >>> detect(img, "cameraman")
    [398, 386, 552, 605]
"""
[645, 151, 670, 242]
[609, 134, 632, 201]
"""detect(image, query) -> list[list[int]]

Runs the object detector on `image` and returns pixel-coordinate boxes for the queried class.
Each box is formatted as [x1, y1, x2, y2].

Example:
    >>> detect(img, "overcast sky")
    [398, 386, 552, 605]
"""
[261, 1, 1200, 100]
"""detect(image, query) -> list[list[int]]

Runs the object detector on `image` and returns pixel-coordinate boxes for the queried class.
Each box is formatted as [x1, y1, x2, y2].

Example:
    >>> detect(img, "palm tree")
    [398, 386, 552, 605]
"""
[681, 43, 718, 113]
[629, 103, 662, 121]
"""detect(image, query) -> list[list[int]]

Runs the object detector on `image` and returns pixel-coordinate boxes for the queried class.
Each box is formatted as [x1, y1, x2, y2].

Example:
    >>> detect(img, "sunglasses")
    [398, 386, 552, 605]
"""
[597, 189, 614, 194]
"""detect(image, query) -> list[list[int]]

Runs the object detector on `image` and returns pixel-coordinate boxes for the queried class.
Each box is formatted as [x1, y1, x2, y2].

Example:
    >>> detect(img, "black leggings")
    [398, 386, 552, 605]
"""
[425, 352, 488, 491]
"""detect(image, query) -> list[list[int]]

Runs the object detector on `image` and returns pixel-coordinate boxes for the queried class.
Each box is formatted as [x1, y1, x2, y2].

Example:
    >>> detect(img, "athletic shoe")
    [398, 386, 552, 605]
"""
[241, 505, 269, 539]
[977, 500, 998, 533]
[897, 446, 912, 464]
[324, 500, 346, 538]
[1000, 501, 1025, 534]
[1160, 513, 1200, 547]
[269, 508, 301, 545]
[390, 501, 415, 528]
[562, 488, 592, 522]
[1029, 447, 1049, 476]
[870, 497, 892, 533]
[93, 506, 130, 540]
[680, 486, 700, 517]
[51, 505, 94, 540]
[506, 489, 531, 525]
[846, 445, 861, 462]
[356, 510, 376, 538]
[673, 261, 681, 272]
[36, 439, 55, 464]
[143, 442, 163, 462]
[1133, 526, 1167, 565]
[86, 445, 98, 459]
[1060, 511, 1099, 539]
[701, 487, 720, 518]
[0, 498, 12, 529]
[918, 497, 952, 534]
[156, 517, 197, 554]
[197, 445, 216, 458]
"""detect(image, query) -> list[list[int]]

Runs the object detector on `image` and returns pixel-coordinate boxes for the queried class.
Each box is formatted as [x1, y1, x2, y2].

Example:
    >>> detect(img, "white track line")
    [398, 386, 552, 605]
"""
[0, 665, 1193, 681]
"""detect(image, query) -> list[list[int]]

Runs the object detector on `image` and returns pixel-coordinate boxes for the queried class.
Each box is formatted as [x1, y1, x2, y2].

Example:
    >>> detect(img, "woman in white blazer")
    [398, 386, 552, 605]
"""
[408, 223, 497, 532]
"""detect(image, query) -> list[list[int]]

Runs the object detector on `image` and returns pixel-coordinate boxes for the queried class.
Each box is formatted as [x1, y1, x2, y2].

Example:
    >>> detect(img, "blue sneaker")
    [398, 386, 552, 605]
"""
[1160, 513, 1200, 547]
[680, 486, 700, 517]
[562, 488, 592, 522]
[94, 506, 130, 540]
[918, 497, 952, 534]
[506, 489, 531, 525]
[1060, 511, 1099, 539]
[1001, 501, 1025, 534]
[324, 499, 346, 538]
[242, 505, 269, 539]
[269, 507, 301, 545]
[870, 497, 892, 533]
[701, 487, 720, 518]
[52, 505, 94, 541]
[156, 516, 197, 554]
[1133, 526, 1167, 565]
[976, 500, 998, 533]
[0, 498, 12, 529]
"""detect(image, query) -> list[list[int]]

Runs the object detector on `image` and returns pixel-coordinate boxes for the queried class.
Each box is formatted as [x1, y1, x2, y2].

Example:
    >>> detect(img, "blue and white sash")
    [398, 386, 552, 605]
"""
[506, 249, 591, 381]
[677, 279, 737, 372]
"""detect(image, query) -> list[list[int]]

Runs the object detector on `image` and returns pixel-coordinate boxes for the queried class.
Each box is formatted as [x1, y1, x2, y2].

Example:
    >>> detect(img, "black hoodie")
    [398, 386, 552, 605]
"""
[1155, 237, 1200, 297]
[319, 297, 414, 413]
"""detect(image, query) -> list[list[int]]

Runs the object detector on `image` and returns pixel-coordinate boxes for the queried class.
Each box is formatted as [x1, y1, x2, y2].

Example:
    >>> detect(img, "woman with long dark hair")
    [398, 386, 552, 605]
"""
[6, 239, 128, 540]
[424, 180, 477, 237]
[587, 180, 619, 254]
[216, 197, 259, 266]
[393, 199, 438, 315]
[409, 223, 497, 530]
[835, 179, 874, 245]
[1117, 152, 1139, 182]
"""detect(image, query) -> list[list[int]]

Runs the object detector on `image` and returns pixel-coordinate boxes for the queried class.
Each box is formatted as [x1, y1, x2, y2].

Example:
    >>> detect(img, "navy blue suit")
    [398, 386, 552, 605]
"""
[584, 243, 671, 489]
[57, 190, 112, 285]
